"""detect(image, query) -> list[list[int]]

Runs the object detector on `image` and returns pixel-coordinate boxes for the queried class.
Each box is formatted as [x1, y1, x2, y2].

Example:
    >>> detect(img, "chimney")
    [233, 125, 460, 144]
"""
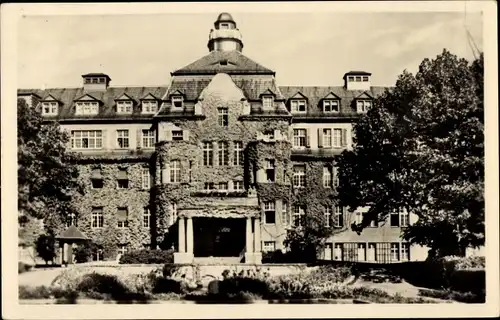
[82, 73, 111, 92]
[343, 71, 371, 90]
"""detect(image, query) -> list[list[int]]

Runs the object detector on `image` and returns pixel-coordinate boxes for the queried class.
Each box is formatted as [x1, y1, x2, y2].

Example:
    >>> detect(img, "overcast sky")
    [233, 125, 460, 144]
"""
[17, 10, 483, 89]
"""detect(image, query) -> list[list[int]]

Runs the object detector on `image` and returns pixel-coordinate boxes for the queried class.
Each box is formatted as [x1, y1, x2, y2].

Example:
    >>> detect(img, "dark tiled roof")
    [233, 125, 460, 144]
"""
[17, 86, 168, 121]
[345, 71, 372, 75]
[171, 51, 274, 75]
[279, 86, 389, 116]
[56, 225, 88, 240]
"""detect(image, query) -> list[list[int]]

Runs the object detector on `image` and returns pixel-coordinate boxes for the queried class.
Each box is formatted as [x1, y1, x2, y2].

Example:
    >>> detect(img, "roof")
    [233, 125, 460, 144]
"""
[279, 85, 389, 116]
[344, 71, 372, 75]
[216, 12, 235, 23]
[82, 73, 111, 79]
[56, 225, 88, 241]
[171, 51, 274, 75]
[17, 86, 169, 121]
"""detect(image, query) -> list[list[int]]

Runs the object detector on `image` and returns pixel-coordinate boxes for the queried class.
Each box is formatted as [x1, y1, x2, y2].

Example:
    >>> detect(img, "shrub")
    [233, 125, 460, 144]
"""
[218, 277, 270, 298]
[419, 288, 485, 303]
[19, 285, 53, 299]
[309, 265, 353, 284]
[119, 249, 174, 264]
[262, 250, 288, 263]
[18, 262, 33, 274]
[74, 241, 100, 263]
[35, 233, 56, 264]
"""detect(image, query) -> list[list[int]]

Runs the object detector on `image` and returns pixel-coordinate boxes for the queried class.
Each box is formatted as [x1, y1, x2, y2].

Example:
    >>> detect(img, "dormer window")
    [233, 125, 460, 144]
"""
[172, 96, 184, 109]
[117, 101, 133, 114]
[291, 99, 307, 113]
[142, 100, 158, 114]
[42, 102, 58, 116]
[356, 100, 372, 113]
[75, 102, 99, 115]
[220, 23, 229, 29]
[323, 100, 339, 113]
[262, 96, 274, 110]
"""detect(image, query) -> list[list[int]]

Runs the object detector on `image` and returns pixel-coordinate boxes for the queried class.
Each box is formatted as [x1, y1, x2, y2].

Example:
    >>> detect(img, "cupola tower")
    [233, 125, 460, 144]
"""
[207, 13, 244, 52]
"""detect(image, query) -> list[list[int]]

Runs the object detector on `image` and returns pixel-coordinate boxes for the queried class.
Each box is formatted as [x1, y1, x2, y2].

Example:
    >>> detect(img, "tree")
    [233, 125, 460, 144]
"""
[17, 98, 82, 227]
[336, 49, 484, 257]
[35, 233, 57, 264]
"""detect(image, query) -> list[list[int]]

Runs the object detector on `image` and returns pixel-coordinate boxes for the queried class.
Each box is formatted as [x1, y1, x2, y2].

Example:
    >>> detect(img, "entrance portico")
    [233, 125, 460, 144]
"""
[173, 205, 262, 264]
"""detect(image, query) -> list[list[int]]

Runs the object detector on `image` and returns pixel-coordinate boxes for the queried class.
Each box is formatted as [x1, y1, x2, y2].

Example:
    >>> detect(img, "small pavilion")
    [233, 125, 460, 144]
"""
[56, 225, 88, 265]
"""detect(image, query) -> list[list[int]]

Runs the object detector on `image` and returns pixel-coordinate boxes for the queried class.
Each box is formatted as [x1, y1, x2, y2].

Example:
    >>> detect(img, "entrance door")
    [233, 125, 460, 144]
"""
[194, 218, 245, 257]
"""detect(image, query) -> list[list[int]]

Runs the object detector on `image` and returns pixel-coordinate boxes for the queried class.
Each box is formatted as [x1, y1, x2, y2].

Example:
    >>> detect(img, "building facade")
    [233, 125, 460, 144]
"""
[17, 13, 428, 264]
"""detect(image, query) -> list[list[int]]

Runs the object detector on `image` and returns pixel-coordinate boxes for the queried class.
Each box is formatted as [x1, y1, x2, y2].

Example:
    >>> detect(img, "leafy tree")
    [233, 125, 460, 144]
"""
[35, 233, 57, 264]
[336, 49, 484, 257]
[74, 241, 100, 263]
[17, 98, 82, 227]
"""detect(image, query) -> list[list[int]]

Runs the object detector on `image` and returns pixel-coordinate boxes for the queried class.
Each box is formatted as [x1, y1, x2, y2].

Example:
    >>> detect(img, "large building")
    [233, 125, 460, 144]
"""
[17, 13, 428, 264]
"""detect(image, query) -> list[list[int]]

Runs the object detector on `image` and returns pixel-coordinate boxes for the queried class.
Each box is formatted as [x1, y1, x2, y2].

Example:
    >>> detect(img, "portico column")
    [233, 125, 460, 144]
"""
[246, 217, 253, 253]
[254, 217, 261, 253]
[186, 217, 194, 254]
[178, 217, 185, 253]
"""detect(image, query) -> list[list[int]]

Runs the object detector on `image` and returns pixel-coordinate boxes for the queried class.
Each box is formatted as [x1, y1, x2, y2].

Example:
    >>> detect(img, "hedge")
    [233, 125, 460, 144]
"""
[118, 249, 174, 264]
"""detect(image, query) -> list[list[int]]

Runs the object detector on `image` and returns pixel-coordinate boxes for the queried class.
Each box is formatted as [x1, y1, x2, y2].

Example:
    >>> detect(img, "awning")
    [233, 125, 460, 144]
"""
[91, 168, 103, 179]
[117, 170, 128, 180]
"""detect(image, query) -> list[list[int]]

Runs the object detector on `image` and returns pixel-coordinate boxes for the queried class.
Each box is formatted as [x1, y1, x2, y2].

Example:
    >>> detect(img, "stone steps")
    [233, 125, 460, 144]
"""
[193, 257, 242, 265]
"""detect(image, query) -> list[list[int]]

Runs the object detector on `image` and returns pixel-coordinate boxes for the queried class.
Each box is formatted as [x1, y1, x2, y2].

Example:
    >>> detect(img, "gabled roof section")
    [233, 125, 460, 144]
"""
[322, 92, 342, 100]
[355, 92, 374, 99]
[259, 88, 276, 98]
[74, 93, 101, 102]
[40, 94, 61, 103]
[114, 93, 135, 101]
[140, 93, 160, 100]
[56, 225, 88, 241]
[169, 89, 185, 98]
[172, 51, 274, 76]
[289, 92, 308, 100]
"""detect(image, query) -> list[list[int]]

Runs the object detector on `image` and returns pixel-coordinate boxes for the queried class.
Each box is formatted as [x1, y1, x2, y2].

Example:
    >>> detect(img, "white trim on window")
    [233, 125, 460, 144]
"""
[42, 102, 58, 115]
[291, 99, 307, 113]
[117, 100, 133, 114]
[323, 100, 339, 113]
[75, 102, 99, 115]
[142, 100, 158, 114]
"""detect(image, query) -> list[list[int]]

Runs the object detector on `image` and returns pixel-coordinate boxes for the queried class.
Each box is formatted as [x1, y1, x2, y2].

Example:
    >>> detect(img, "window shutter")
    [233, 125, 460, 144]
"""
[333, 166, 338, 186]
[101, 129, 107, 150]
[306, 128, 311, 148]
[136, 129, 142, 149]
[66, 130, 73, 150]
[117, 208, 128, 221]
[339, 207, 344, 228]
[165, 163, 171, 183]
[342, 129, 348, 147]
[165, 129, 172, 141]
[318, 129, 323, 148]
[183, 129, 190, 141]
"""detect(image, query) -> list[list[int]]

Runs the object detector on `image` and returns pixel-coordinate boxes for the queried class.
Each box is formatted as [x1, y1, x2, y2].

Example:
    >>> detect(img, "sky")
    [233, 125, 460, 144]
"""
[17, 10, 483, 89]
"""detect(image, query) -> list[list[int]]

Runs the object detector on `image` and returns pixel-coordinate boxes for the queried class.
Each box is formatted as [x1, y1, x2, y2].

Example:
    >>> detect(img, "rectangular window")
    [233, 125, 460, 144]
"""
[324, 207, 331, 227]
[71, 130, 103, 149]
[217, 107, 228, 127]
[75, 102, 99, 115]
[323, 166, 332, 188]
[117, 130, 129, 148]
[142, 101, 158, 114]
[172, 130, 183, 141]
[117, 207, 129, 228]
[292, 205, 306, 227]
[390, 211, 400, 227]
[91, 207, 103, 228]
[170, 160, 181, 183]
[117, 101, 133, 114]
[323, 129, 332, 148]
[188, 161, 193, 183]
[204, 182, 215, 190]
[263, 130, 274, 140]
[323, 100, 339, 113]
[218, 182, 228, 191]
[233, 141, 244, 166]
[293, 129, 307, 147]
[282, 202, 289, 226]
[355, 76, 362, 82]
[391, 243, 400, 261]
[117, 244, 128, 257]
[143, 207, 150, 228]
[291, 100, 306, 113]
[333, 129, 343, 148]
[203, 142, 213, 166]
[263, 241, 276, 252]
[42, 102, 58, 115]
[356, 100, 372, 113]
[266, 159, 275, 182]
[117, 168, 128, 189]
[172, 96, 183, 109]
[142, 130, 155, 148]
[91, 179, 104, 189]
[233, 181, 244, 191]
[66, 213, 77, 227]
[348, 76, 355, 82]
[355, 212, 363, 225]
[264, 201, 276, 224]
[262, 96, 273, 109]
[400, 210, 409, 227]
[141, 167, 150, 189]
[333, 206, 343, 228]
[293, 165, 306, 188]
[362, 76, 369, 81]
[401, 243, 410, 261]
[218, 141, 229, 166]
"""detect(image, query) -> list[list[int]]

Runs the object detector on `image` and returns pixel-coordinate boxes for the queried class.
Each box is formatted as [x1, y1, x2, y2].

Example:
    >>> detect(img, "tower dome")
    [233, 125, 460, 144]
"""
[208, 12, 243, 52]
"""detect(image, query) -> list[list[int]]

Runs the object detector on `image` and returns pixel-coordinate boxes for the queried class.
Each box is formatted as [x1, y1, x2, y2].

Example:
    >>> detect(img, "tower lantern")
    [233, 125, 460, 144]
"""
[207, 12, 244, 52]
